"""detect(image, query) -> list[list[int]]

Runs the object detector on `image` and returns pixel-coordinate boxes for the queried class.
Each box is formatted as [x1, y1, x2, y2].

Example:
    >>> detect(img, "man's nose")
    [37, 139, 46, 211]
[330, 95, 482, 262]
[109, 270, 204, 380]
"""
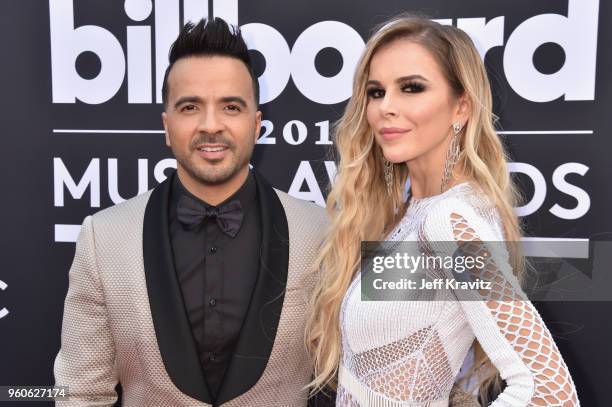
[198, 109, 224, 134]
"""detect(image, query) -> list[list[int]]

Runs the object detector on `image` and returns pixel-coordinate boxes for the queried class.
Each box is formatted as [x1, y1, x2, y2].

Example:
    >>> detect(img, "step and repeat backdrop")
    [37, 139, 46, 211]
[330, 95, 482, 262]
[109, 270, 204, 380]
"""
[0, 0, 610, 405]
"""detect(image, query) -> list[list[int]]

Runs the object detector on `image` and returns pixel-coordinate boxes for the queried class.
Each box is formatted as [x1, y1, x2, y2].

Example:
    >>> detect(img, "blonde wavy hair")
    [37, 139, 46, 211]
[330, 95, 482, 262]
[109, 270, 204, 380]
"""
[306, 15, 523, 403]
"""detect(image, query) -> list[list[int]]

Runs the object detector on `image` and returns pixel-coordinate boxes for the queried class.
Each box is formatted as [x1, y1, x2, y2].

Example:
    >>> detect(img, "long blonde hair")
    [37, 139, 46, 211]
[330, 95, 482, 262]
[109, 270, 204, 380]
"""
[306, 15, 523, 402]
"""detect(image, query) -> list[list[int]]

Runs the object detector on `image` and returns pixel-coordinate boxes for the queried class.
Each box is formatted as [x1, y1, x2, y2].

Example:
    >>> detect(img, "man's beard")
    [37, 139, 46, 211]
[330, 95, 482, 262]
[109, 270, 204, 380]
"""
[176, 133, 254, 185]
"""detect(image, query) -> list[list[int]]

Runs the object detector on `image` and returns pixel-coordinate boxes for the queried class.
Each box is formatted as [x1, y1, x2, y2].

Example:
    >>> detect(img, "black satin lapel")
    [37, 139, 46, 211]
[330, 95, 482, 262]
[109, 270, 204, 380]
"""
[143, 170, 213, 404]
[215, 173, 290, 405]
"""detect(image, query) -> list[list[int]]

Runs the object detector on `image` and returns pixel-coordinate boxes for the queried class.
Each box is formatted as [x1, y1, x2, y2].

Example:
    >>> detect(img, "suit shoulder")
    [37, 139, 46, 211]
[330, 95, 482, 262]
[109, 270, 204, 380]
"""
[90, 190, 153, 226]
[273, 189, 327, 223]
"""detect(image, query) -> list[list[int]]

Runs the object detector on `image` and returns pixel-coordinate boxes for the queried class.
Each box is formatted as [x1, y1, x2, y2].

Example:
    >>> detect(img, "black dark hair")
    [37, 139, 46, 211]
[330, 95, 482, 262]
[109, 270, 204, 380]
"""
[161, 18, 259, 108]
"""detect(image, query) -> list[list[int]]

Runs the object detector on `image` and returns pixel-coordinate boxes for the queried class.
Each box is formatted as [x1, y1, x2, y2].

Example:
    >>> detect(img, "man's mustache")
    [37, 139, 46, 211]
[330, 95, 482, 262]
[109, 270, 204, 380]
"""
[190, 133, 234, 148]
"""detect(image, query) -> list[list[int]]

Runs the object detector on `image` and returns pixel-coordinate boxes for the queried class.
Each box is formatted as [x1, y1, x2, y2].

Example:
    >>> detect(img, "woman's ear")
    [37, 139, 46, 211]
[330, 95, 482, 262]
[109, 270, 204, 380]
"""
[454, 94, 472, 127]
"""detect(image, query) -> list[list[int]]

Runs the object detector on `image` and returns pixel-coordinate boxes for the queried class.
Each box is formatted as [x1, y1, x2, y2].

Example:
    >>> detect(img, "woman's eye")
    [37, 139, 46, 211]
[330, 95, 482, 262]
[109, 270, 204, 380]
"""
[367, 88, 385, 99]
[401, 82, 425, 93]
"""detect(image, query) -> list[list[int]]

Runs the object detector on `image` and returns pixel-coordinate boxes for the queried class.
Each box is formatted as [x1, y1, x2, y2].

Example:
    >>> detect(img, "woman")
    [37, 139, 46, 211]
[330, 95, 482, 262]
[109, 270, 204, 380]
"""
[307, 16, 579, 406]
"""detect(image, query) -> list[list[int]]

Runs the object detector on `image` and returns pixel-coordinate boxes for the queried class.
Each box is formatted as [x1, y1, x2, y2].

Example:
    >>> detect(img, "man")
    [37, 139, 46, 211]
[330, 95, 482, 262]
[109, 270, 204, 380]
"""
[54, 18, 327, 406]
[55, 17, 479, 407]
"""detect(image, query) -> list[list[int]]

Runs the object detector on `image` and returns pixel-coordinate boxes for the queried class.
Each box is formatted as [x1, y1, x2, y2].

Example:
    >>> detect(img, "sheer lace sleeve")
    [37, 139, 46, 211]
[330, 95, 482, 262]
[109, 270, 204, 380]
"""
[423, 197, 579, 406]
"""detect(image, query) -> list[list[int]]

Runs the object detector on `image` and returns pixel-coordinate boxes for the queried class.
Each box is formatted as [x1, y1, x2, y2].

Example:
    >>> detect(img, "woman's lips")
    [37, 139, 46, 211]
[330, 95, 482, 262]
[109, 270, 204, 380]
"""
[379, 128, 410, 142]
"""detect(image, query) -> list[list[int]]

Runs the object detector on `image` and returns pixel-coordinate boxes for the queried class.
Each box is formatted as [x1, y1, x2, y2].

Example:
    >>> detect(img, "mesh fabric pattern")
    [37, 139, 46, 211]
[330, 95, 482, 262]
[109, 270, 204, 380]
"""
[337, 183, 578, 407]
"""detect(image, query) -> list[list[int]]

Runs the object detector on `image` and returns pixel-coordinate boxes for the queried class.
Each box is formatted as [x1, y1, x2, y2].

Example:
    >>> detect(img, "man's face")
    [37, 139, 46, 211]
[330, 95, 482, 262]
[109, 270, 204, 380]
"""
[162, 56, 261, 187]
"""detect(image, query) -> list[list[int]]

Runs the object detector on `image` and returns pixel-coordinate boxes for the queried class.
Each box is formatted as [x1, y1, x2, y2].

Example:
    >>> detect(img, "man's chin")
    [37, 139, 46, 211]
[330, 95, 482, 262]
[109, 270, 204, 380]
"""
[191, 165, 241, 186]
[178, 155, 249, 186]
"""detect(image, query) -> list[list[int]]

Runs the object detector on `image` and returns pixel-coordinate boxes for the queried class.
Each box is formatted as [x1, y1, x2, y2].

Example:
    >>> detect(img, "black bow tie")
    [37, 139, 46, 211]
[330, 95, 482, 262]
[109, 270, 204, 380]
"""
[177, 194, 244, 238]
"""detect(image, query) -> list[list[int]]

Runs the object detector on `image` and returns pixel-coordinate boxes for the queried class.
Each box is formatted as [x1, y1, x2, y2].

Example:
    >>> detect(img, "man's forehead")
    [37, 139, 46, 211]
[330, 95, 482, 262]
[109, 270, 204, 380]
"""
[168, 56, 253, 96]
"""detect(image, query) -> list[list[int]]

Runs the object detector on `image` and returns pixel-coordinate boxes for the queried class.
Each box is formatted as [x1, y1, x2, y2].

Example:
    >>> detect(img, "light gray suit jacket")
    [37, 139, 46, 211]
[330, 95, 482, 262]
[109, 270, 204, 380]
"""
[54, 171, 328, 406]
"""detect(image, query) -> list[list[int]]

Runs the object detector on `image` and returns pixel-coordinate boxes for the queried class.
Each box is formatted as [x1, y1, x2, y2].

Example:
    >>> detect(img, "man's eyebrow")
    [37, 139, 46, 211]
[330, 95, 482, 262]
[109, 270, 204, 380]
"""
[173, 95, 249, 109]
[173, 96, 202, 109]
[220, 96, 248, 108]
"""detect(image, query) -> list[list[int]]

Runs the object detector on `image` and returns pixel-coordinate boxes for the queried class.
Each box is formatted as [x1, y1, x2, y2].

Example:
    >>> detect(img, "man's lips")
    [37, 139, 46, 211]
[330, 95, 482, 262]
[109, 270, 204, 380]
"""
[195, 144, 230, 160]
[379, 127, 410, 141]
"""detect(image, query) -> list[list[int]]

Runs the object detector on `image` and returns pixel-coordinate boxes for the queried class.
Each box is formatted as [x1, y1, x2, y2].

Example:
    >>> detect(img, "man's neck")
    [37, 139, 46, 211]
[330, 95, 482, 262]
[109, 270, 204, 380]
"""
[177, 167, 249, 206]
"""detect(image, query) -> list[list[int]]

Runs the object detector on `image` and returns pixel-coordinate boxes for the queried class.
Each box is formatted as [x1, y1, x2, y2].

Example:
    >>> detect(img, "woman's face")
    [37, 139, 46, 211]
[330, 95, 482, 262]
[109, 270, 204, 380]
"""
[366, 39, 468, 166]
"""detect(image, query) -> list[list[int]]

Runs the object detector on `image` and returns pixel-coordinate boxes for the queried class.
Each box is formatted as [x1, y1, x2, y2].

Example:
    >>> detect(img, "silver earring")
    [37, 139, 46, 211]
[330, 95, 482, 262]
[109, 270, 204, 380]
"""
[384, 158, 393, 196]
[373, 129, 395, 196]
[441, 127, 461, 193]
[452, 122, 462, 135]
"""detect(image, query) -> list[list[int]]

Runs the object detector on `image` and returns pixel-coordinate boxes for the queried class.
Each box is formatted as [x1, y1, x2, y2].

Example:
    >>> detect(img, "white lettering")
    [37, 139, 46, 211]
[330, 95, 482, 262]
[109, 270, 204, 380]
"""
[50, 0, 126, 103]
[0, 280, 8, 319]
[550, 163, 590, 219]
[504, 0, 599, 102]
[49, 0, 600, 104]
[212, 0, 238, 26]
[154, 0, 179, 103]
[242, 23, 291, 104]
[124, 0, 152, 22]
[288, 161, 325, 207]
[108, 158, 150, 204]
[290, 21, 364, 104]
[457, 17, 505, 59]
[127, 26, 152, 103]
[183, 0, 207, 25]
[508, 162, 546, 217]
[154, 158, 177, 183]
[283, 120, 307, 145]
[54, 158, 101, 207]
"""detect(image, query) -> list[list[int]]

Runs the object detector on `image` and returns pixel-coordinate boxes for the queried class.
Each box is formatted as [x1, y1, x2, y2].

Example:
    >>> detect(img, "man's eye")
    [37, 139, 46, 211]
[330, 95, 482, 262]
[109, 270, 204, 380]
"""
[225, 105, 241, 112]
[181, 105, 197, 112]
[367, 88, 384, 99]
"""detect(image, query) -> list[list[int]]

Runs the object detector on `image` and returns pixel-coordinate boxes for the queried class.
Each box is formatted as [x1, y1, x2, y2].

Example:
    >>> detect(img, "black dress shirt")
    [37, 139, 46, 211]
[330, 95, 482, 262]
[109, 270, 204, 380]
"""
[168, 172, 261, 400]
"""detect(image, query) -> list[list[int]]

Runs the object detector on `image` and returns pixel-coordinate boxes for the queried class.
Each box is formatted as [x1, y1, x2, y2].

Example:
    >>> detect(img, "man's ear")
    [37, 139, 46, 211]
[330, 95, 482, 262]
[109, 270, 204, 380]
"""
[162, 112, 171, 147]
[253, 110, 262, 144]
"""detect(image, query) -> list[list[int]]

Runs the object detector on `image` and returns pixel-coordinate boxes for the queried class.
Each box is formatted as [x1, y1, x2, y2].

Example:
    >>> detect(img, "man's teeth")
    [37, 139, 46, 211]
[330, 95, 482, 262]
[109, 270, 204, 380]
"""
[199, 147, 226, 152]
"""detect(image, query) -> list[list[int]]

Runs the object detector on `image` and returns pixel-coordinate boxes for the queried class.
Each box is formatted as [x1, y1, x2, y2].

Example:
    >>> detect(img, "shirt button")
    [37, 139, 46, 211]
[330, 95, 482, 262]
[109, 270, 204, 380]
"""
[209, 246, 217, 254]
[209, 298, 217, 307]
[209, 353, 216, 362]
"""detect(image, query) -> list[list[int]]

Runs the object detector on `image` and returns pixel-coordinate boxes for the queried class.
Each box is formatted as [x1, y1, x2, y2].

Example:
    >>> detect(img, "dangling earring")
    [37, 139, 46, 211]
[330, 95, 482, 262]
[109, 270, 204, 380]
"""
[441, 123, 462, 193]
[373, 129, 394, 196]
[384, 158, 393, 196]
[452, 122, 462, 134]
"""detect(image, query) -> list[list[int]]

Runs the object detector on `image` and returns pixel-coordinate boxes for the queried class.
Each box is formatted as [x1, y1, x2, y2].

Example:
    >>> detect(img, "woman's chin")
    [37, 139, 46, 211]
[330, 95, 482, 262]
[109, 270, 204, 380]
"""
[383, 153, 413, 165]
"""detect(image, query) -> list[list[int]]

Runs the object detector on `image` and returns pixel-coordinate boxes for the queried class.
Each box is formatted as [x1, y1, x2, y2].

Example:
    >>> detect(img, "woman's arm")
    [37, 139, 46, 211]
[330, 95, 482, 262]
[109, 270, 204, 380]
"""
[424, 198, 579, 406]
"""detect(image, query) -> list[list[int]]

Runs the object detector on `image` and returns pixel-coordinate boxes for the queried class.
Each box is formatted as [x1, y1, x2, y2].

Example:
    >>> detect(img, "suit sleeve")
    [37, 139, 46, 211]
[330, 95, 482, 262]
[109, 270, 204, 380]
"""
[54, 216, 119, 406]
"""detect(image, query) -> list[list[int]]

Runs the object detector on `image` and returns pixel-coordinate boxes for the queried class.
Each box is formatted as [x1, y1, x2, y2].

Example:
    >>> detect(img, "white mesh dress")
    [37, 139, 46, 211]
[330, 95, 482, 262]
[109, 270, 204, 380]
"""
[337, 183, 579, 406]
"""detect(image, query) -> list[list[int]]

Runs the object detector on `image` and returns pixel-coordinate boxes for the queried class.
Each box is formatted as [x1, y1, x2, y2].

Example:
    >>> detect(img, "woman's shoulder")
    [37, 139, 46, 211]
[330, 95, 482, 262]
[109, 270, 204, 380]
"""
[419, 182, 503, 242]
